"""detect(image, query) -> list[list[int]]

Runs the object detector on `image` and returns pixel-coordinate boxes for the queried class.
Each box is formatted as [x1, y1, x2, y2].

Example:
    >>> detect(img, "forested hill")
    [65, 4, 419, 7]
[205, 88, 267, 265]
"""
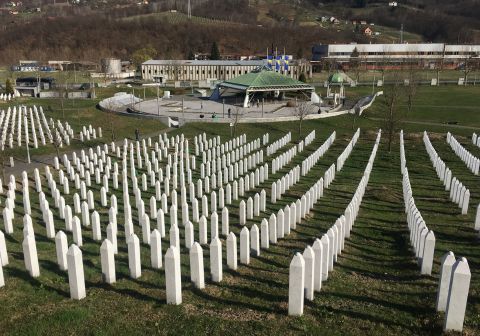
[0, 0, 478, 65]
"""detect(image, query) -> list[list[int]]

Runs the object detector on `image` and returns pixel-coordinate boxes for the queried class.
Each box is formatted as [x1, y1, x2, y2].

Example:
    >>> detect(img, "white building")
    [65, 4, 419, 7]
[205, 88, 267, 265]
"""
[312, 43, 480, 69]
[141, 59, 312, 83]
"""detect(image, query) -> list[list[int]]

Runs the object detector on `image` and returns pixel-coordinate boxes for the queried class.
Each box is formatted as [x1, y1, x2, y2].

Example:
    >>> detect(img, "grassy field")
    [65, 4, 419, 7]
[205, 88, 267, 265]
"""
[311, 69, 480, 84]
[0, 86, 479, 335]
[120, 11, 247, 26]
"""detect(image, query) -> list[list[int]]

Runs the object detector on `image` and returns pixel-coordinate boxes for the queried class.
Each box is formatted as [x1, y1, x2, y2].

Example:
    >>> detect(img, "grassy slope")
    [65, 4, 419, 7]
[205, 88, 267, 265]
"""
[0, 87, 479, 334]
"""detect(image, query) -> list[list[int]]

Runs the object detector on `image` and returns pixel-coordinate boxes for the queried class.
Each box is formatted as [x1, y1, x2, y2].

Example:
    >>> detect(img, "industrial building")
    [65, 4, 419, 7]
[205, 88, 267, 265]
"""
[312, 43, 480, 69]
[141, 59, 312, 83]
[90, 58, 134, 79]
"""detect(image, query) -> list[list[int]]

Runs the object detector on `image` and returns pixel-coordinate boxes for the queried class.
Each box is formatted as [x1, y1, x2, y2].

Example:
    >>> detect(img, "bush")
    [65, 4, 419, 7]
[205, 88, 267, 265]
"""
[5, 78, 14, 95]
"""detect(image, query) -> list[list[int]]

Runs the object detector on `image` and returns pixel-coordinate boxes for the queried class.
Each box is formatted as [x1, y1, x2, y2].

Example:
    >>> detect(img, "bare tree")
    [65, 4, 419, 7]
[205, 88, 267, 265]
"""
[463, 55, 473, 85]
[382, 72, 404, 152]
[57, 70, 70, 119]
[294, 101, 313, 136]
[231, 106, 242, 137]
[436, 53, 445, 85]
[405, 56, 419, 117]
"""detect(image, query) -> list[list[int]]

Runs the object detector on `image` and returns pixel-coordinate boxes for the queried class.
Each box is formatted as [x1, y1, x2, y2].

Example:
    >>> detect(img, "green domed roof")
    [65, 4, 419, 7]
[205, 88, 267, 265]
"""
[328, 73, 344, 84]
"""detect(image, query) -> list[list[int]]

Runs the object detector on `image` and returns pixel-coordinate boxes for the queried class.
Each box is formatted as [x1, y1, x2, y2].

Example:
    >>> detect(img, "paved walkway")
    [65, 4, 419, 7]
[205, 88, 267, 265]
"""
[134, 96, 319, 120]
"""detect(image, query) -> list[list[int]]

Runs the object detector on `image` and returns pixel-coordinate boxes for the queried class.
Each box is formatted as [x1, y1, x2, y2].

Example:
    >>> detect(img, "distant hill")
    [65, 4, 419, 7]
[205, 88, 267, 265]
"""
[0, 0, 477, 65]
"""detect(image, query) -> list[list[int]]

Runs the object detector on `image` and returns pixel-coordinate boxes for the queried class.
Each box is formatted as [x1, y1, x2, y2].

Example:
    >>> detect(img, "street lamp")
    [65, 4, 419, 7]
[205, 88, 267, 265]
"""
[157, 84, 160, 116]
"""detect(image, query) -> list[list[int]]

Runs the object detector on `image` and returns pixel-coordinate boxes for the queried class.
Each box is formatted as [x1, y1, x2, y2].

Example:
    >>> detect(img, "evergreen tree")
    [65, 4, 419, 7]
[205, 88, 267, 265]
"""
[210, 42, 221, 60]
[5, 78, 14, 95]
[187, 50, 195, 60]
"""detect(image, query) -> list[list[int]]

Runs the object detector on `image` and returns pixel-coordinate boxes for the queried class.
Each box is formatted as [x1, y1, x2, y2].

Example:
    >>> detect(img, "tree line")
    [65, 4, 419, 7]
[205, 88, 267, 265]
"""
[0, 12, 361, 65]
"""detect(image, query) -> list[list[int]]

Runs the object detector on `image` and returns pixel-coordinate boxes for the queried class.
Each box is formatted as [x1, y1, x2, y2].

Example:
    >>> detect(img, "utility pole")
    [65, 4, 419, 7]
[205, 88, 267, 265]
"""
[157, 85, 160, 116]
[182, 98, 185, 121]
[187, 0, 191, 19]
[372, 72, 376, 95]
[400, 23, 404, 43]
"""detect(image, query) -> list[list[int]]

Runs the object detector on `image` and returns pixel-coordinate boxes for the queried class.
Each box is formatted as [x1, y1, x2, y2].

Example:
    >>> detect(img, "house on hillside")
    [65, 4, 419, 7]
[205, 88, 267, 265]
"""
[330, 17, 340, 24]
[364, 27, 373, 36]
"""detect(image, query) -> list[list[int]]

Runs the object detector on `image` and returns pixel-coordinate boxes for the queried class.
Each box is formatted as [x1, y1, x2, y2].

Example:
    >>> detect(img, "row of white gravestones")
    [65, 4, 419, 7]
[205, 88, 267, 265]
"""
[79, 125, 102, 142]
[474, 205, 480, 231]
[271, 129, 358, 205]
[271, 146, 298, 175]
[262, 133, 269, 146]
[471, 132, 480, 148]
[271, 131, 359, 203]
[200, 140, 256, 173]
[194, 133, 223, 154]
[271, 166, 301, 203]
[52, 133, 262, 232]
[200, 135, 258, 165]
[197, 135, 255, 164]
[400, 130, 406, 174]
[0, 129, 297, 297]
[303, 130, 316, 148]
[336, 128, 360, 172]
[4, 126, 364, 304]
[216, 158, 334, 304]
[198, 151, 263, 194]
[447, 132, 480, 175]
[200, 142, 263, 179]
[0, 93, 15, 101]
[196, 132, 276, 190]
[423, 131, 470, 214]
[448, 176, 470, 214]
[63, 127, 266, 232]
[6, 133, 184, 235]
[161, 130, 366, 306]
[400, 136, 435, 275]
[266, 132, 291, 156]
[436, 252, 471, 332]
[402, 169, 436, 275]
[0, 106, 50, 149]
[301, 131, 336, 176]
[289, 130, 381, 316]
[0, 105, 96, 150]
[272, 132, 376, 249]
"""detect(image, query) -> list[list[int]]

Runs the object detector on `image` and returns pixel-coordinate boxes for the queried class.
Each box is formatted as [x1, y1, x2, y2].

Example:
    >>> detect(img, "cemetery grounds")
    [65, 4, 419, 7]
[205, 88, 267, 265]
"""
[0, 86, 479, 335]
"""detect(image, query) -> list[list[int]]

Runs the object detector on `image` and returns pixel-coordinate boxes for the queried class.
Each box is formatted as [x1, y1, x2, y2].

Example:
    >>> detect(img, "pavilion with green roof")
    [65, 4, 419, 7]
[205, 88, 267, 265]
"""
[211, 66, 315, 107]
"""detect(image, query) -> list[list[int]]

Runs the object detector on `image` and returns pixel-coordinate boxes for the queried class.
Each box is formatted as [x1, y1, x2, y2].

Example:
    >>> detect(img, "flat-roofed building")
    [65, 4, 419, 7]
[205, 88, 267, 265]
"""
[141, 59, 312, 83]
[312, 43, 480, 70]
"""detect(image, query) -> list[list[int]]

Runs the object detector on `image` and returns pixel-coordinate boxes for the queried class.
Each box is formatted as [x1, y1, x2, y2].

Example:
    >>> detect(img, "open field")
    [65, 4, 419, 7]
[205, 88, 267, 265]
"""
[120, 11, 248, 26]
[0, 85, 479, 335]
[311, 70, 480, 84]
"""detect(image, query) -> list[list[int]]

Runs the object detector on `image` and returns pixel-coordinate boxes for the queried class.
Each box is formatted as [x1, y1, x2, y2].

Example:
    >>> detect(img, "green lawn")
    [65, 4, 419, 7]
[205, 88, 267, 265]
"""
[0, 86, 479, 335]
